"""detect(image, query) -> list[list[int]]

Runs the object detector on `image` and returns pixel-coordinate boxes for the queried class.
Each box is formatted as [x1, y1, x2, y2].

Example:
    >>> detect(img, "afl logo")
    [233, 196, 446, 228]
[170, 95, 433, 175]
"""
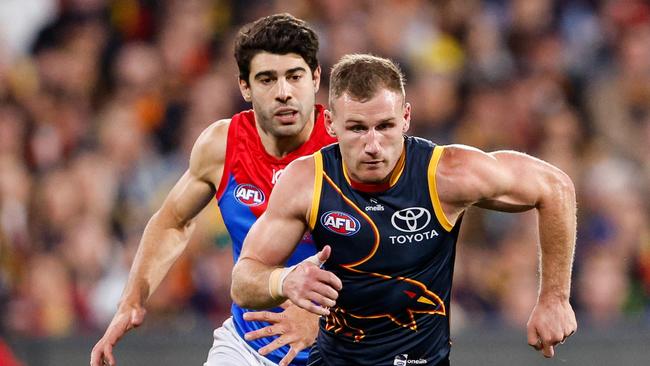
[234, 184, 265, 206]
[320, 211, 361, 236]
[391, 207, 431, 233]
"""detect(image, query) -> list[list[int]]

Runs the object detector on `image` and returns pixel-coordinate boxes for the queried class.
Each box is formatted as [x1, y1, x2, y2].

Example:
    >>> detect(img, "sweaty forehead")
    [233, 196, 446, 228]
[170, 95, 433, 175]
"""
[249, 52, 310, 75]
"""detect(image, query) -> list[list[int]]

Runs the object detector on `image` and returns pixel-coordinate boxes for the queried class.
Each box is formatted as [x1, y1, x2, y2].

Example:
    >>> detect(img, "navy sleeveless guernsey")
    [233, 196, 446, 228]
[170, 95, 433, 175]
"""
[307, 136, 461, 366]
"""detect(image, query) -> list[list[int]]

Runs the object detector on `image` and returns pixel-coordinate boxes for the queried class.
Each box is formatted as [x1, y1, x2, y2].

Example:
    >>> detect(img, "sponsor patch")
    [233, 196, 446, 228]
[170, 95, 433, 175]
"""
[391, 207, 431, 233]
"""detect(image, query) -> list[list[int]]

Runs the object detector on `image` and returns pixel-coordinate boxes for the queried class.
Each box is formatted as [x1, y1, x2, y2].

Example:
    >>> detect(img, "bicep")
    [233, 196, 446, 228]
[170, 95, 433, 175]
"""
[239, 158, 313, 266]
[241, 208, 308, 266]
[440, 146, 557, 213]
[157, 170, 217, 227]
[478, 151, 559, 212]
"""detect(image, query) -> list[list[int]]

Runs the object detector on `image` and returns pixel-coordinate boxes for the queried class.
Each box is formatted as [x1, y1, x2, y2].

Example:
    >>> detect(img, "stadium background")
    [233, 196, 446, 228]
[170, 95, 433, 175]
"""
[0, 0, 648, 364]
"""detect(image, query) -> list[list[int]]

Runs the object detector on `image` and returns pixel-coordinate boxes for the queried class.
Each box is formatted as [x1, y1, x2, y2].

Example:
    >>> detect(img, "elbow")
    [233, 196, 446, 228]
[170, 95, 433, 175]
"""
[151, 210, 196, 240]
[230, 263, 252, 309]
[230, 287, 245, 308]
[230, 286, 248, 309]
[553, 169, 576, 202]
[541, 168, 576, 208]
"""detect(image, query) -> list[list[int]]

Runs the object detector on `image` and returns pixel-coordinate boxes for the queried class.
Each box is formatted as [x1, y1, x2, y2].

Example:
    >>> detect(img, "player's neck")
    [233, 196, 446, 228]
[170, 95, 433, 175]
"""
[257, 114, 315, 158]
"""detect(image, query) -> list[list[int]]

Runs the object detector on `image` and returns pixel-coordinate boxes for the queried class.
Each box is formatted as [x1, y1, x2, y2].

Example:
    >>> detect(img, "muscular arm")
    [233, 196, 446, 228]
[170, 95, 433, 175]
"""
[121, 120, 229, 308]
[91, 120, 229, 366]
[436, 145, 577, 357]
[437, 145, 576, 299]
[231, 156, 341, 314]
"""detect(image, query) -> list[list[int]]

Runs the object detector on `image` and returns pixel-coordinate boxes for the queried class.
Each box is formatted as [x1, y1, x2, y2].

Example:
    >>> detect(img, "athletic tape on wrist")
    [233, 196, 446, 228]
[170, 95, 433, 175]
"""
[268, 267, 285, 300]
[268, 252, 325, 300]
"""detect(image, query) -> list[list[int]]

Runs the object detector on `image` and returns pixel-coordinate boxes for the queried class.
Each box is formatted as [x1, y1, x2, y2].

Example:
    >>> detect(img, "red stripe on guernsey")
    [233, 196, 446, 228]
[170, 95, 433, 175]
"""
[348, 179, 392, 192]
[215, 105, 335, 217]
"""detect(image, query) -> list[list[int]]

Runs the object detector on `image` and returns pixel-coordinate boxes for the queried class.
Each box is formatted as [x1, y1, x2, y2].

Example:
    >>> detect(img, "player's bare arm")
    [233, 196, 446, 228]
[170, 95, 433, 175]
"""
[119, 120, 229, 306]
[90, 120, 229, 366]
[231, 156, 342, 315]
[233, 155, 329, 365]
[436, 144, 577, 358]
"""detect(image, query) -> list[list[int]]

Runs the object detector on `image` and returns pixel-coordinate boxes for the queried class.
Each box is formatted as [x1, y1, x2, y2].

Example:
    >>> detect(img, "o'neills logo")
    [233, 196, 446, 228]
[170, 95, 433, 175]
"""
[320, 211, 360, 236]
[394, 354, 428, 365]
[234, 184, 265, 206]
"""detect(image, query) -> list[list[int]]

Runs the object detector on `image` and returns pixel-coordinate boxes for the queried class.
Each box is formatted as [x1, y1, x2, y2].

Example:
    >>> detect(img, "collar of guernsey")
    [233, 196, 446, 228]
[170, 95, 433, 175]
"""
[214, 104, 335, 366]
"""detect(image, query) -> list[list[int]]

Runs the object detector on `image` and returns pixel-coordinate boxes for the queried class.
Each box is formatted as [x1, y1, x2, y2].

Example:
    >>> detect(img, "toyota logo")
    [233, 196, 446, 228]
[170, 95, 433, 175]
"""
[391, 207, 431, 233]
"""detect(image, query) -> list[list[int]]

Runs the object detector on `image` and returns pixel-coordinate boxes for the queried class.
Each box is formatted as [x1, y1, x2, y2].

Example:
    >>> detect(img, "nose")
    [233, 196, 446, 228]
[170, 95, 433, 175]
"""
[274, 78, 292, 103]
[363, 129, 380, 155]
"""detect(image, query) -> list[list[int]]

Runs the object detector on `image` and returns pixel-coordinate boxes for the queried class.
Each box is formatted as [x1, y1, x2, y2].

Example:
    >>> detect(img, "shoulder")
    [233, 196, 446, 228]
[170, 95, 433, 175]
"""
[273, 155, 316, 200]
[435, 144, 500, 205]
[437, 144, 495, 175]
[189, 119, 231, 182]
[267, 154, 316, 219]
[280, 154, 316, 185]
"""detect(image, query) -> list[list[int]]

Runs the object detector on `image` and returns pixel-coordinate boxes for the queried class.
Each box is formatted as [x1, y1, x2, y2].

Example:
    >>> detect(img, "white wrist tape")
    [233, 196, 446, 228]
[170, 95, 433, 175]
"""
[268, 252, 325, 300]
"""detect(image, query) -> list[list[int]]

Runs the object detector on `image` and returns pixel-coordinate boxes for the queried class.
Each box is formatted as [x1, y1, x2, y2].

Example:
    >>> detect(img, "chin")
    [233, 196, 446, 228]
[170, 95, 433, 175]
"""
[359, 171, 389, 184]
[271, 124, 305, 138]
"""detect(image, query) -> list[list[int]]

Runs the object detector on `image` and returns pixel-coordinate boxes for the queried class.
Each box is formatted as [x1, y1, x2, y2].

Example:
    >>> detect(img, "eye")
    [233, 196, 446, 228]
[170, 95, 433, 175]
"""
[259, 77, 274, 85]
[348, 125, 366, 133]
[287, 72, 305, 83]
[376, 123, 394, 131]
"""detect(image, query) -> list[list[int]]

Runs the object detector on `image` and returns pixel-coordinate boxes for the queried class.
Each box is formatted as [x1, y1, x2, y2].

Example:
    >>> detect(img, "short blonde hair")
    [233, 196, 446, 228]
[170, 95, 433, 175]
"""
[329, 54, 405, 108]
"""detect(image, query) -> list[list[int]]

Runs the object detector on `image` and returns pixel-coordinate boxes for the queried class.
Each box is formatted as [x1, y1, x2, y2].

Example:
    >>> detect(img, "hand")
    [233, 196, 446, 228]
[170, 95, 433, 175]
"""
[90, 305, 146, 366]
[526, 296, 577, 358]
[282, 245, 342, 316]
[243, 301, 320, 366]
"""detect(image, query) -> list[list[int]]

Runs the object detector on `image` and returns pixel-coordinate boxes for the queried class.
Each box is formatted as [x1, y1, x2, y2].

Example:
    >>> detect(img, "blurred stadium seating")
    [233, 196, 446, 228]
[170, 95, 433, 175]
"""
[1, 0, 649, 364]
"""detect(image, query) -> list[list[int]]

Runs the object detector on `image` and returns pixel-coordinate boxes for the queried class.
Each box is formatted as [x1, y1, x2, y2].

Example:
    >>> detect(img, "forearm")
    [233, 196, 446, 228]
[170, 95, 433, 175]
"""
[537, 172, 576, 300]
[231, 258, 285, 310]
[120, 212, 195, 307]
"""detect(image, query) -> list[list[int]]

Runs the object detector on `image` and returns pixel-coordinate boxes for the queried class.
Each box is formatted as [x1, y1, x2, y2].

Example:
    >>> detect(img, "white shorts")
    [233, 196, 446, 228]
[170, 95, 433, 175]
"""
[204, 317, 278, 366]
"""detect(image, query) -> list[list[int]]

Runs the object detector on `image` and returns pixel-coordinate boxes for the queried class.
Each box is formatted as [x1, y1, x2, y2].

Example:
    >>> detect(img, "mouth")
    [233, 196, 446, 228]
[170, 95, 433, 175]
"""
[361, 160, 384, 168]
[273, 108, 299, 124]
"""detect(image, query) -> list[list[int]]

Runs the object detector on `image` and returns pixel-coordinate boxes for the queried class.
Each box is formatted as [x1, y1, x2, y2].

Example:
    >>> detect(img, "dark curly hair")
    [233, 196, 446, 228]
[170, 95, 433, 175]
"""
[234, 13, 319, 84]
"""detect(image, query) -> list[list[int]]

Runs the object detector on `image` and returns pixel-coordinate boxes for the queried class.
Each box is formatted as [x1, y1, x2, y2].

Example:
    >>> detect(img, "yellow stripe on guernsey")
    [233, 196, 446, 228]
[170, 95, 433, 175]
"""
[341, 147, 407, 187]
[427, 146, 453, 232]
[309, 151, 324, 230]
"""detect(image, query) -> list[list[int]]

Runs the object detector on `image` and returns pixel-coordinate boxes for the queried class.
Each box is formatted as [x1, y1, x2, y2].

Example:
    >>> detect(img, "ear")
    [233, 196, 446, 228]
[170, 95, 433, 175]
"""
[324, 109, 336, 137]
[402, 102, 411, 133]
[312, 65, 321, 93]
[238, 78, 251, 103]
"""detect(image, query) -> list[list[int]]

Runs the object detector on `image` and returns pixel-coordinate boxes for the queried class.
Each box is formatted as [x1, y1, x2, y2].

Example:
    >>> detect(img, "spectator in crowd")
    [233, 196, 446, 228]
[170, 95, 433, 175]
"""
[0, 0, 648, 343]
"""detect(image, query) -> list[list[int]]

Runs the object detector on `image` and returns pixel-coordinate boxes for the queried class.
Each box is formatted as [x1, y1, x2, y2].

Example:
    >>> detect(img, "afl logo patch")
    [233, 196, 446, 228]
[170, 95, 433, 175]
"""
[320, 211, 360, 236]
[234, 184, 265, 206]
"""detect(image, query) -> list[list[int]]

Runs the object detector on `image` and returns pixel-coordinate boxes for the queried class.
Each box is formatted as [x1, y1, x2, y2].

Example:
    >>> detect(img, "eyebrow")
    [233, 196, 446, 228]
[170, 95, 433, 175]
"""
[344, 118, 365, 124]
[253, 67, 308, 80]
[285, 67, 307, 74]
[378, 118, 396, 124]
[345, 117, 396, 124]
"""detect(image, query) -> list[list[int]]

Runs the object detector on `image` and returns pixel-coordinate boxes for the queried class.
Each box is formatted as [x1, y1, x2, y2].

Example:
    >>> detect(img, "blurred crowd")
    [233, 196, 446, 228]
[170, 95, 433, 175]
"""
[0, 0, 648, 339]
